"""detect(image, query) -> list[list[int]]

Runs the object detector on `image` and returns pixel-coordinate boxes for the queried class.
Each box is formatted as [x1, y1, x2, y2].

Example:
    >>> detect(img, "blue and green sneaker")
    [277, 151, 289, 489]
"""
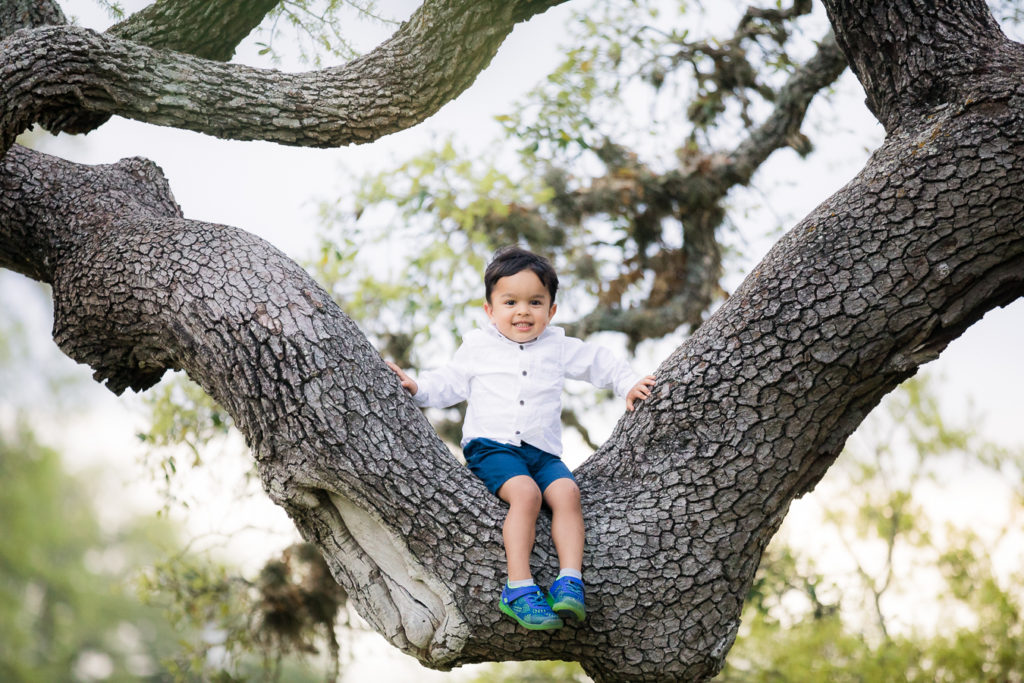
[547, 575, 585, 622]
[499, 584, 564, 630]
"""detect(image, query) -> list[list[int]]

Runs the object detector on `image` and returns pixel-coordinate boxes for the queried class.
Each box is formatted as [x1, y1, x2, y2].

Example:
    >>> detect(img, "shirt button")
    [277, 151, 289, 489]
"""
[515, 430, 520, 435]
[519, 345, 524, 350]
[522, 371, 527, 376]
[519, 400, 525, 405]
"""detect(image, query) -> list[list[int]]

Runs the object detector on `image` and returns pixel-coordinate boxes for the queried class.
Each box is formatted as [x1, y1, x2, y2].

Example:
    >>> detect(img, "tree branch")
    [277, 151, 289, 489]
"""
[562, 31, 848, 341]
[822, 0, 1009, 132]
[108, 0, 280, 62]
[0, 0, 65, 39]
[0, 0, 567, 156]
[716, 30, 848, 187]
[2, 0, 283, 142]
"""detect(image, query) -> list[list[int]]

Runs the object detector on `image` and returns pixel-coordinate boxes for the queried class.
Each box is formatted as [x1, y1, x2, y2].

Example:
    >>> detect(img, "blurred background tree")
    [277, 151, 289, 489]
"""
[0, 421, 179, 682]
[310, 0, 853, 448]
[0, 279, 344, 682]
[0, 282, 181, 681]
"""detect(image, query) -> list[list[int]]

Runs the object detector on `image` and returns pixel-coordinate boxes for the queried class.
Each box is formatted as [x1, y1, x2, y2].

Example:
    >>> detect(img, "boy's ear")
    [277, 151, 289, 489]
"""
[549, 302, 557, 319]
[483, 301, 493, 319]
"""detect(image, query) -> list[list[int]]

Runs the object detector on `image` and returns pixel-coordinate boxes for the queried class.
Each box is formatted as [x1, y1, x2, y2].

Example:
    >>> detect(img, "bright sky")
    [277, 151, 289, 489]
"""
[3, 0, 1023, 679]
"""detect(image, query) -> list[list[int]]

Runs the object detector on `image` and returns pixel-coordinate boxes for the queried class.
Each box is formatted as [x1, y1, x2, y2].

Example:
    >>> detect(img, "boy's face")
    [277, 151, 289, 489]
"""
[484, 269, 557, 343]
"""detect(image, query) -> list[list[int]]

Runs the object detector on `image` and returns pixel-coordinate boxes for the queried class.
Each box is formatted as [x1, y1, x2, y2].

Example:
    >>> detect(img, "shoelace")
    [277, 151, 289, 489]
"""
[518, 590, 550, 612]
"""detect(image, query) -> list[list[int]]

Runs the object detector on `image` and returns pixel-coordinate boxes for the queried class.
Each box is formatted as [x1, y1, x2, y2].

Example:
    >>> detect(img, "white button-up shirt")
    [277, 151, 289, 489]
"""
[412, 325, 641, 456]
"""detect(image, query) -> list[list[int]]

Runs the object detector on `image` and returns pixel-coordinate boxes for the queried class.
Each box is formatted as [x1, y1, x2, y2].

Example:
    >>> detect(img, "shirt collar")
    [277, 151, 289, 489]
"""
[485, 323, 562, 345]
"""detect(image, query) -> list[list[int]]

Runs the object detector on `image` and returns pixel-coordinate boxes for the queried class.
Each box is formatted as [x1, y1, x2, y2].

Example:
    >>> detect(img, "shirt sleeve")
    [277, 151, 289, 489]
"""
[411, 342, 472, 408]
[561, 336, 642, 399]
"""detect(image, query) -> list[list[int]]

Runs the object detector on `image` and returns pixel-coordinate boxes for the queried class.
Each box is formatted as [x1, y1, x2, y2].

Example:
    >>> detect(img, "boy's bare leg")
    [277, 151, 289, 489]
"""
[543, 478, 584, 572]
[497, 475, 543, 581]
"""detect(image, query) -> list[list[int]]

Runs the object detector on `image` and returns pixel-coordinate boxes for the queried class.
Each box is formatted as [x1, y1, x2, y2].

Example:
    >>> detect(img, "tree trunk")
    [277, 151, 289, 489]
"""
[2, 0, 1024, 681]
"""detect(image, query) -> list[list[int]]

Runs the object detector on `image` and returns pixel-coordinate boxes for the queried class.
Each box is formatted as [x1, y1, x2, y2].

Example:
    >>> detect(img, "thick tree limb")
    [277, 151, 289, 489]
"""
[822, 0, 1009, 133]
[0, 0, 64, 39]
[0, 0, 567, 156]
[108, 0, 280, 62]
[1, 0, 278, 143]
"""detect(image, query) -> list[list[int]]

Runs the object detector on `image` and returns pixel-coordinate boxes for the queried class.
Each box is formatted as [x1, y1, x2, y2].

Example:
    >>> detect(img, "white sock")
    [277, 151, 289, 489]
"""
[507, 578, 536, 589]
[557, 568, 583, 581]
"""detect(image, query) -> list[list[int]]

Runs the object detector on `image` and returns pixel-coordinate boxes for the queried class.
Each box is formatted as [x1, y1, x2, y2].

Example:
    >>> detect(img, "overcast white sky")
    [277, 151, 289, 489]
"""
[3, 0, 1023, 679]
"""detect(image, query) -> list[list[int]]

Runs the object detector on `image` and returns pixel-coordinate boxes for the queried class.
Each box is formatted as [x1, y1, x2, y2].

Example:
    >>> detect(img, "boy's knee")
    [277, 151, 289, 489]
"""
[544, 478, 581, 507]
[500, 475, 543, 509]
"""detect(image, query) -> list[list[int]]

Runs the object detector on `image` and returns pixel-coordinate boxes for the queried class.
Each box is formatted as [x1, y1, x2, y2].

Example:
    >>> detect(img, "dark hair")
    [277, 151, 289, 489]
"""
[484, 246, 559, 304]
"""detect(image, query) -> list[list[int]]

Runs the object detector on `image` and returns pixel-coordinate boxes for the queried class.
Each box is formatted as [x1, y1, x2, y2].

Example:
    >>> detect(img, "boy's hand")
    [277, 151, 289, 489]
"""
[386, 360, 418, 396]
[626, 375, 656, 411]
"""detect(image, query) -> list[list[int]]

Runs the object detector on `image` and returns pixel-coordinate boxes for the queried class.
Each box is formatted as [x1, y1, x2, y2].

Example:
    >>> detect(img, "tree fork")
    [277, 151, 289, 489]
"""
[822, 0, 1013, 133]
[5, 84, 1024, 682]
[2, 0, 1024, 681]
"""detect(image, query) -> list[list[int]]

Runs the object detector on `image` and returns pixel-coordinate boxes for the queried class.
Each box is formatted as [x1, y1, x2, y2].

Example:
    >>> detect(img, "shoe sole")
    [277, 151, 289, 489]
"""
[499, 601, 564, 630]
[550, 602, 586, 623]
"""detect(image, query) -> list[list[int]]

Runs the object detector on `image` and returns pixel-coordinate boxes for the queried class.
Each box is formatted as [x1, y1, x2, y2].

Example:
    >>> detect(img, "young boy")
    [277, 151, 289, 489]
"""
[387, 246, 655, 630]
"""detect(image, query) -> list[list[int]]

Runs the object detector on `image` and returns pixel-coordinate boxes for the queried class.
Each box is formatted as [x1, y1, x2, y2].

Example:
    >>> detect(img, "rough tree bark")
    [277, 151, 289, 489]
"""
[2, 1, 1023, 681]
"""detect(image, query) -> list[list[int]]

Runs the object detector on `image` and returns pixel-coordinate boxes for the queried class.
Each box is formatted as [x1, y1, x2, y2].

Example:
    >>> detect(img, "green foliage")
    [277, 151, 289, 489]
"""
[136, 375, 236, 509]
[721, 375, 1024, 681]
[310, 0, 830, 449]
[2, 279, 336, 681]
[131, 376, 347, 679]
[137, 544, 347, 682]
[311, 0, 829, 364]
[0, 422, 182, 682]
[88, 0, 126, 21]
[502, 0, 816, 166]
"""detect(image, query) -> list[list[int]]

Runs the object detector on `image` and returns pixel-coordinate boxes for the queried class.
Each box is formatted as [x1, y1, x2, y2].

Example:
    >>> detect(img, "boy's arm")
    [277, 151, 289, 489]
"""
[386, 351, 471, 409]
[563, 337, 655, 410]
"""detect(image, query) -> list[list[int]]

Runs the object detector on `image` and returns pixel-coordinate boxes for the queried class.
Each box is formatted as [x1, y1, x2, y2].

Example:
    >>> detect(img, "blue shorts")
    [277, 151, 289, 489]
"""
[463, 438, 574, 496]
